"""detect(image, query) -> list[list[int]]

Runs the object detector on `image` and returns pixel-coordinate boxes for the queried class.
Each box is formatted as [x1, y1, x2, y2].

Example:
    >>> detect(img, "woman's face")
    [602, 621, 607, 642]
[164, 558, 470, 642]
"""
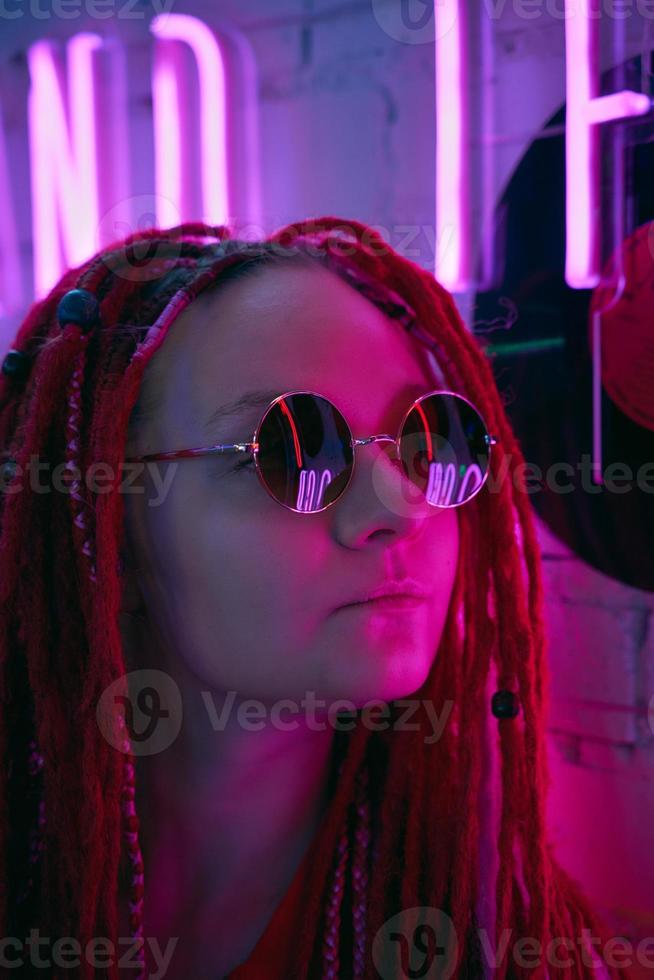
[122, 259, 460, 707]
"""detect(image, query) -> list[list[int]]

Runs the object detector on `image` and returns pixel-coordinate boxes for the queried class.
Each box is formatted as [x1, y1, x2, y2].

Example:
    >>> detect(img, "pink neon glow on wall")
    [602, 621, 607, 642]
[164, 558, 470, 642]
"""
[434, 0, 470, 292]
[28, 33, 102, 299]
[564, 0, 650, 289]
[150, 37, 182, 229]
[150, 14, 229, 228]
[0, 105, 22, 317]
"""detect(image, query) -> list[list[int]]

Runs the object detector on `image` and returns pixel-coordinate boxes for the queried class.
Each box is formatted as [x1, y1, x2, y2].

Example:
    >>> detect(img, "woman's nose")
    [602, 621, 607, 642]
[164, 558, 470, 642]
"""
[328, 440, 439, 548]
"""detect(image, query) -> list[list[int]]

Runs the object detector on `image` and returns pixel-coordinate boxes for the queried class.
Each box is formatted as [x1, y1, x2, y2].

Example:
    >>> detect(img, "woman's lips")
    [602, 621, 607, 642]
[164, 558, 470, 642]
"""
[336, 594, 429, 611]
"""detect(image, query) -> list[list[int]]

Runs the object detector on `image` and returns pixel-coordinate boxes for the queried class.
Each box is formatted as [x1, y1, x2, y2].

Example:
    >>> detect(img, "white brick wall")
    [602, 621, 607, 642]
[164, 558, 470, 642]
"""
[537, 515, 654, 967]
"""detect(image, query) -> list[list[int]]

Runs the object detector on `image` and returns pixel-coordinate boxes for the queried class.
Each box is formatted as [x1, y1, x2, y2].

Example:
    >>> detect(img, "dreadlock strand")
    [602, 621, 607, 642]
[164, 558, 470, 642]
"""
[321, 816, 350, 979]
[352, 763, 371, 979]
[448, 514, 491, 973]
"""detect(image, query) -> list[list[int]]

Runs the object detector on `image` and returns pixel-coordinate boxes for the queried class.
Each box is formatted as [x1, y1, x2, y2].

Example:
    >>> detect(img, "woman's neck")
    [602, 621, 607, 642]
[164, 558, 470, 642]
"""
[116, 690, 336, 977]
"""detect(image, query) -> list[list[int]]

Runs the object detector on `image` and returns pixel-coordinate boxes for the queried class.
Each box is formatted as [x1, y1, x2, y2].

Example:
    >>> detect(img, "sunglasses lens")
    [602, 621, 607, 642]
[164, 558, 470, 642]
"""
[256, 394, 353, 512]
[399, 393, 491, 507]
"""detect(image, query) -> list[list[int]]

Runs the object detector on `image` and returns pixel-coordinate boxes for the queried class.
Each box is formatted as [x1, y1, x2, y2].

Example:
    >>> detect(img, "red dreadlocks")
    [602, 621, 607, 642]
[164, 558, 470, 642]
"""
[0, 218, 631, 979]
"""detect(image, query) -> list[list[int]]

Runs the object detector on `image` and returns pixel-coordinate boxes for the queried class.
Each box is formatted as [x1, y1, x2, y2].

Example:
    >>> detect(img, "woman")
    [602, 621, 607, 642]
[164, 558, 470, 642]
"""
[0, 218, 626, 979]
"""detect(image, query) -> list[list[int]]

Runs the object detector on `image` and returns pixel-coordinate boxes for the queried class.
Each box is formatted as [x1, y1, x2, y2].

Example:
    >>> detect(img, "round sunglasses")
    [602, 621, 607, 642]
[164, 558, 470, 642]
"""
[126, 389, 497, 514]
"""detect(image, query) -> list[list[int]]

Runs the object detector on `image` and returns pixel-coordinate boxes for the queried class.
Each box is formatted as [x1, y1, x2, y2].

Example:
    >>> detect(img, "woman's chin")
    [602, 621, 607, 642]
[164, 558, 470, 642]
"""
[330, 650, 435, 709]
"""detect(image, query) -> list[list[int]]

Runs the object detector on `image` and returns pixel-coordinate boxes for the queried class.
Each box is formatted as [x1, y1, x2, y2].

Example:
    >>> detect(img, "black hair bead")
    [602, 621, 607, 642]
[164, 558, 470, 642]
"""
[2, 349, 31, 382]
[491, 689, 520, 719]
[1, 457, 18, 486]
[56, 288, 101, 333]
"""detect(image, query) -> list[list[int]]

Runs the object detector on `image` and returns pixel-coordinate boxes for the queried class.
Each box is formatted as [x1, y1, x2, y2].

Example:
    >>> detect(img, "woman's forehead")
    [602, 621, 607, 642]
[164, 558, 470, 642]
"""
[138, 259, 444, 442]
[188, 261, 439, 383]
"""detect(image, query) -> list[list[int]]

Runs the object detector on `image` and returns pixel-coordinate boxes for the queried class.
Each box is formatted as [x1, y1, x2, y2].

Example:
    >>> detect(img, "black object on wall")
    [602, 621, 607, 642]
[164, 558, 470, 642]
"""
[473, 56, 654, 591]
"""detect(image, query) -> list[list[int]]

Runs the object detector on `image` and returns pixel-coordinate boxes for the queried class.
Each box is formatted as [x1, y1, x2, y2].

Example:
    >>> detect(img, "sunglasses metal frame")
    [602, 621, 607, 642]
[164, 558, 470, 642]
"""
[126, 388, 498, 513]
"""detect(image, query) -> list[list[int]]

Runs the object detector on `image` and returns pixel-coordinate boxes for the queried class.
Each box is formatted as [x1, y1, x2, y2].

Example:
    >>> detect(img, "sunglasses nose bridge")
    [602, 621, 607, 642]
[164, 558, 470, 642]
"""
[352, 434, 397, 448]
[352, 433, 400, 460]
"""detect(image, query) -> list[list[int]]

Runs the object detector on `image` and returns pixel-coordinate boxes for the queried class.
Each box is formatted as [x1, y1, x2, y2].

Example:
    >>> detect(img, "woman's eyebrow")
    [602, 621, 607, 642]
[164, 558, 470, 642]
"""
[203, 389, 282, 434]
